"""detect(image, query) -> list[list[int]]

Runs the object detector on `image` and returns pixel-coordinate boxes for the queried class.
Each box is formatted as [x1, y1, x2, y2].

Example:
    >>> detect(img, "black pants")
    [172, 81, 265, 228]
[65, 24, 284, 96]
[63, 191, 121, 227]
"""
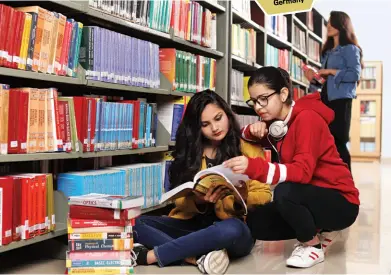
[246, 182, 359, 243]
[321, 89, 352, 171]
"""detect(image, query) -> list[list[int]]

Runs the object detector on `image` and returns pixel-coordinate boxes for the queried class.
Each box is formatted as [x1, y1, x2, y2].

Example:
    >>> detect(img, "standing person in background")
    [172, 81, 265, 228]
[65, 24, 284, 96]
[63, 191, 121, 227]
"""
[305, 11, 363, 172]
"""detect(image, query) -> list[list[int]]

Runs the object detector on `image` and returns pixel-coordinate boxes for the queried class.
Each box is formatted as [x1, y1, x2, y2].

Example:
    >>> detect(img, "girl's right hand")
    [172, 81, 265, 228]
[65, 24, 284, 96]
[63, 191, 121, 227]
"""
[304, 68, 316, 81]
[250, 121, 268, 139]
[193, 185, 230, 204]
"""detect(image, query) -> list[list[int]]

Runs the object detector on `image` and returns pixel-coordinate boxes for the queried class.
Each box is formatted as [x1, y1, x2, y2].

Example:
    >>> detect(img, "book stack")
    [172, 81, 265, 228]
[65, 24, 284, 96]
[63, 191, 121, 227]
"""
[0, 4, 83, 77]
[66, 193, 144, 275]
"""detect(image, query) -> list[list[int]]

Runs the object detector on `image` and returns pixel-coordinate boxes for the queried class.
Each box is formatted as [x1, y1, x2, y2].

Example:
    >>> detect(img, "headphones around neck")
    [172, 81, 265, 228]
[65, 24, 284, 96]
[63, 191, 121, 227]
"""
[268, 101, 295, 139]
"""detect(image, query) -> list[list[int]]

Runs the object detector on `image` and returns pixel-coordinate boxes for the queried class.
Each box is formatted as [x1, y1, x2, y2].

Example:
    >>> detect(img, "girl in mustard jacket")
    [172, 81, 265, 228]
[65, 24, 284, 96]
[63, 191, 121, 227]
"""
[133, 90, 271, 274]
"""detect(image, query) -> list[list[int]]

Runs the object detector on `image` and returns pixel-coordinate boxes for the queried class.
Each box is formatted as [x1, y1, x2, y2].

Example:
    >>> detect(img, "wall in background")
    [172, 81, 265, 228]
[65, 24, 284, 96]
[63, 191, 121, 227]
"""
[314, 0, 391, 160]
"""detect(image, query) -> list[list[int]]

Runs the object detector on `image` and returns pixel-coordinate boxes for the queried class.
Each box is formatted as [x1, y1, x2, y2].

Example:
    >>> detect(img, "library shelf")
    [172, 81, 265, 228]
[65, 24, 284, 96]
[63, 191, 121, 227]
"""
[171, 35, 224, 59]
[292, 46, 308, 60]
[308, 30, 323, 44]
[308, 58, 322, 68]
[86, 8, 224, 59]
[232, 55, 259, 72]
[81, 146, 169, 158]
[0, 67, 85, 85]
[267, 32, 292, 49]
[232, 10, 265, 33]
[51, 0, 87, 12]
[0, 223, 67, 253]
[291, 78, 310, 88]
[86, 80, 171, 96]
[170, 91, 195, 97]
[0, 152, 79, 163]
[86, 8, 172, 41]
[293, 16, 307, 31]
[194, 0, 226, 13]
[0, 146, 169, 163]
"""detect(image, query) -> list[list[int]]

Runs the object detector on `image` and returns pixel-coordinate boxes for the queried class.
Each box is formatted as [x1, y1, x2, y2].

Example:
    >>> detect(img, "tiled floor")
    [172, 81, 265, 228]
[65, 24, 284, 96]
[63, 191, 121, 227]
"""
[0, 162, 389, 274]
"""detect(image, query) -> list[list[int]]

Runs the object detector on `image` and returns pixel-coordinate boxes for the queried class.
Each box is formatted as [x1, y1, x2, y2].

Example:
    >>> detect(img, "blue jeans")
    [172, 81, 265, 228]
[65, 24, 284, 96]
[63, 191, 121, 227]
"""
[133, 215, 255, 267]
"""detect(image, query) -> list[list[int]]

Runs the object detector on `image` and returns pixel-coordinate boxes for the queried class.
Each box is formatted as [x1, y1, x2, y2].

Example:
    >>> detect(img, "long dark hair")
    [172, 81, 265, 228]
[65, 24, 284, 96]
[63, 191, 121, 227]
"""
[169, 90, 242, 190]
[248, 66, 293, 105]
[322, 11, 364, 69]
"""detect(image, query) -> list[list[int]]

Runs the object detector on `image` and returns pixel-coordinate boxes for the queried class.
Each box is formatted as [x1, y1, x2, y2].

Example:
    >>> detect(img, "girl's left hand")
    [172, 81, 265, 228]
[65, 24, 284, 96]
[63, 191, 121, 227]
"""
[223, 156, 249, 174]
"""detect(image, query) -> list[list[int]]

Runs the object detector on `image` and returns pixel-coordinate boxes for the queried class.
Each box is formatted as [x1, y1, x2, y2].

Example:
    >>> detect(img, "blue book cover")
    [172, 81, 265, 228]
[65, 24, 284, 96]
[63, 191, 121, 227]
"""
[138, 101, 146, 148]
[128, 103, 134, 149]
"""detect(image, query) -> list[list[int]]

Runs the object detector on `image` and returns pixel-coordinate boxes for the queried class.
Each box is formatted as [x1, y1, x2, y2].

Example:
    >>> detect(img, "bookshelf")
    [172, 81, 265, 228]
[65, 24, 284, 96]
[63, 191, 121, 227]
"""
[0, 0, 327, 255]
[348, 61, 383, 162]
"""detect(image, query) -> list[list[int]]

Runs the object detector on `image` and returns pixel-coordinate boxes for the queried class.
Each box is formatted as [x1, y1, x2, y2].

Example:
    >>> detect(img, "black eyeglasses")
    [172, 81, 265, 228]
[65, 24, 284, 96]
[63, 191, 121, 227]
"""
[246, 91, 279, 108]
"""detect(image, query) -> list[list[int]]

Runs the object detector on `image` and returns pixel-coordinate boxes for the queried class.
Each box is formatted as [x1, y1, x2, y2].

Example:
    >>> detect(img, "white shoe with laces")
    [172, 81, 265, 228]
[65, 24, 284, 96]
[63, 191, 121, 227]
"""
[286, 243, 324, 268]
[196, 249, 230, 274]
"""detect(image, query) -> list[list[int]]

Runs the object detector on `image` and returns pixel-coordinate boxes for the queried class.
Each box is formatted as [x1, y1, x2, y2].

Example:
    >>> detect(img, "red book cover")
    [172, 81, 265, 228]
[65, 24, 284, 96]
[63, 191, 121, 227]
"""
[69, 218, 135, 228]
[0, 5, 6, 66]
[57, 100, 67, 152]
[11, 177, 22, 242]
[87, 98, 97, 152]
[12, 11, 25, 69]
[0, 177, 13, 245]
[17, 89, 30, 154]
[58, 20, 72, 76]
[63, 100, 72, 152]
[52, 89, 63, 151]
[3, 6, 14, 68]
[69, 205, 141, 221]
[73, 97, 88, 152]
[7, 89, 20, 154]
[121, 100, 139, 148]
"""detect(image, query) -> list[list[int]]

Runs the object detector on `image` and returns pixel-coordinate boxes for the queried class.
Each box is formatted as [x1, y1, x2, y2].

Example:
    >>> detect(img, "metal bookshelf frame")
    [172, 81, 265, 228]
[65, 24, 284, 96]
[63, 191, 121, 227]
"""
[0, 0, 326, 254]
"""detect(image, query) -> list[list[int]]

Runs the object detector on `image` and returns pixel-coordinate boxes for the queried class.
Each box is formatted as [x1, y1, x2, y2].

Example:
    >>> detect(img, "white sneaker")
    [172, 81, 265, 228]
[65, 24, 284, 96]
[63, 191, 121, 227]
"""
[319, 231, 341, 252]
[286, 243, 324, 268]
[196, 249, 229, 274]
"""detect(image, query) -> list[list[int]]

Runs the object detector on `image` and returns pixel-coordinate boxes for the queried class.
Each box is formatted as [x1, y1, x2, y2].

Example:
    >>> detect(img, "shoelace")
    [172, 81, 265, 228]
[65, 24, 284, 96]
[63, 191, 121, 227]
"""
[130, 249, 138, 267]
[291, 244, 306, 258]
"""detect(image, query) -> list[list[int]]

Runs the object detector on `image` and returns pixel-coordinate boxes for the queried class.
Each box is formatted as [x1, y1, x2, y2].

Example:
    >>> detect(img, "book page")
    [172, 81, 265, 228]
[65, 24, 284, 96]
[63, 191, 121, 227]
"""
[159, 181, 195, 204]
[194, 164, 249, 186]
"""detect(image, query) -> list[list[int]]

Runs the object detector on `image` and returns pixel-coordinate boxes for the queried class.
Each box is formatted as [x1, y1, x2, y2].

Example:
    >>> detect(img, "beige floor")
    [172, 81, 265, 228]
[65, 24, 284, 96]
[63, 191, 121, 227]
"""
[0, 162, 389, 274]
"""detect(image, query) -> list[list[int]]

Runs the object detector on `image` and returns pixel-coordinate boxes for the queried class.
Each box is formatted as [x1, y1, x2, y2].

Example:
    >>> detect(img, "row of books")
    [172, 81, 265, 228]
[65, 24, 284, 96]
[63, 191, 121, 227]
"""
[292, 86, 306, 101]
[66, 194, 143, 273]
[361, 80, 376, 90]
[81, 26, 160, 89]
[266, 15, 288, 42]
[58, 162, 164, 209]
[159, 49, 217, 93]
[232, 0, 251, 19]
[308, 37, 321, 62]
[235, 114, 259, 128]
[232, 24, 257, 63]
[231, 69, 251, 104]
[293, 25, 307, 54]
[171, 0, 217, 49]
[0, 174, 55, 246]
[291, 56, 309, 85]
[89, 0, 217, 50]
[361, 67, 377, 79]
[0, 85, 159, 155]
[89, 0, 171, 34]
[0, 4, 83, 77]
[266, 44, 290, 72]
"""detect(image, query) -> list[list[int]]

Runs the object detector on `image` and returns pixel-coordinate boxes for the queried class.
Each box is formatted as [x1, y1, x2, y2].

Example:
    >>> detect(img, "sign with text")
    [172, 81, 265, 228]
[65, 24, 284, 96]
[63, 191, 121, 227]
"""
[257, 0, 315, 16]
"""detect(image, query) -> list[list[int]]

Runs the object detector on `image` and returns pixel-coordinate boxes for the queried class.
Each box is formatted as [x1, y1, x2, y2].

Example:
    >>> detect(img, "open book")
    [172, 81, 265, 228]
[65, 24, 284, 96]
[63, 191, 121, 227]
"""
[160, 164, 250, 214]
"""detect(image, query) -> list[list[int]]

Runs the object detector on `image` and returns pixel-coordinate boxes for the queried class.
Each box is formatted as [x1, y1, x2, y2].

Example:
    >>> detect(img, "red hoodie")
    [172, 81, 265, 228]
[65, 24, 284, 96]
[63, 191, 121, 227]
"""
[242, 93, 360, 205]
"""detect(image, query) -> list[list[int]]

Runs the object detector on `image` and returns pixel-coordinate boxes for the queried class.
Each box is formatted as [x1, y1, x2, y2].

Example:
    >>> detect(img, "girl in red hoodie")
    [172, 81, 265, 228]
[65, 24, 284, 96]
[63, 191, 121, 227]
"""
[224, 66, 359, 269]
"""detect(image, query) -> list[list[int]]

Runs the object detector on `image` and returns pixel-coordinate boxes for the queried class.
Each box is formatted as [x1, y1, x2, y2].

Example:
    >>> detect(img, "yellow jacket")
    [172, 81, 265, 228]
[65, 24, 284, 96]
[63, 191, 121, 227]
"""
[168, 139, 272, 220]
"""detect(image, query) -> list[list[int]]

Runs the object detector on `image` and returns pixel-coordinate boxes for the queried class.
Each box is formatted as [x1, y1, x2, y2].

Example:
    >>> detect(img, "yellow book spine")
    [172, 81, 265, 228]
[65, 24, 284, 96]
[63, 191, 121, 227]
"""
[19, 13, 33, 70]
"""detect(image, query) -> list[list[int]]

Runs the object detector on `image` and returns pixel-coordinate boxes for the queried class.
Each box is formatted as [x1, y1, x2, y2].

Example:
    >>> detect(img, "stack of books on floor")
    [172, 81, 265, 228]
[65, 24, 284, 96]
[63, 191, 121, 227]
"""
[66, 193, 144, 275]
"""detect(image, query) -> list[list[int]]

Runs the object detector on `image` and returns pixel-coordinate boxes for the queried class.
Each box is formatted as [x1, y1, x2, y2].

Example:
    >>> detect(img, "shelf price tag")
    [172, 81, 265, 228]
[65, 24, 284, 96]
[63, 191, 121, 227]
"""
[257, 0, 315, 15]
